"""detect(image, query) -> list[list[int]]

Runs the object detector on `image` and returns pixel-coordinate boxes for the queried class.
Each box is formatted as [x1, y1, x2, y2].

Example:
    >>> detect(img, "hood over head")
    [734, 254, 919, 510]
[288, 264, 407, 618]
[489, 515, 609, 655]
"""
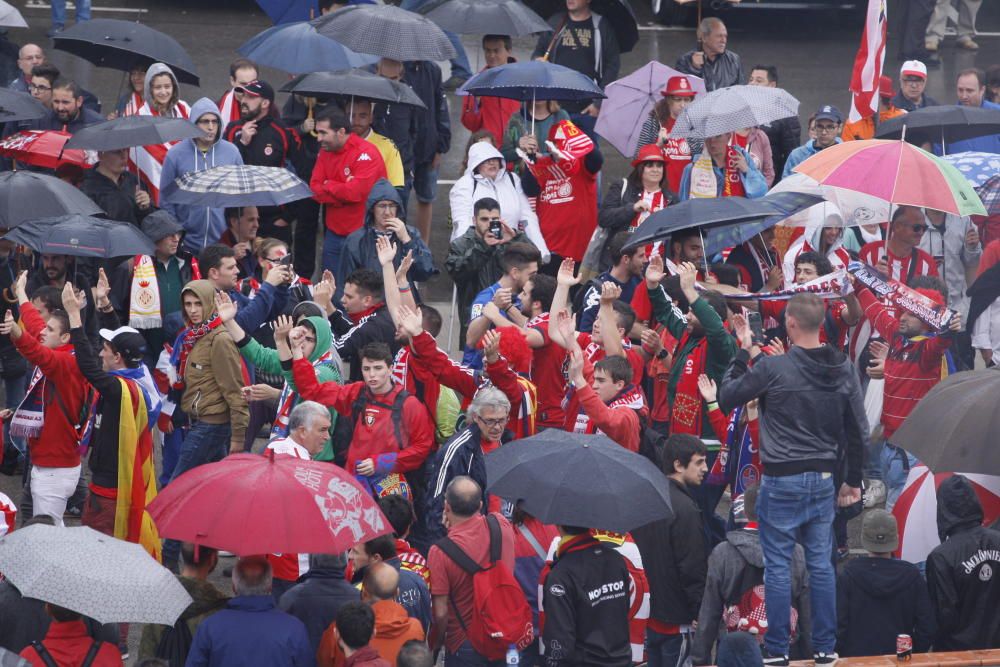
[364, 178, 405, 228]
[371, 599, 419, 639]
[180, 279, 218, 323]
[302, 315, 333, 364]
[725, 529, 763, 568]
[464, 141, 506, 178]
[189, 97, 223, 145]
[937, 474, 984, 541]
[143, 63, 180, 109]
[141, 209, 184, 243]
[806, 219, 844, 256]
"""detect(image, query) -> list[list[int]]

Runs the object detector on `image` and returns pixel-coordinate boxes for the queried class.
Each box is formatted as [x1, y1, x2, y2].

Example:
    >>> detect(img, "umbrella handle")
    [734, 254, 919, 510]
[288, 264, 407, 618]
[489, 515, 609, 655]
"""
[306, 98, 318, 139]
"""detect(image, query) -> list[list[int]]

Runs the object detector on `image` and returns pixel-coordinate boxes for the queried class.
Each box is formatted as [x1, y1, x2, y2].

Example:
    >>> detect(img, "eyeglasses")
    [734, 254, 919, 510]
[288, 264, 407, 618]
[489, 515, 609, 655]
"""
[910, 224, 928, 233]
[475, 415, 507, 429]
[196, 118, 220, 126]
[28, 84, 51, 93]
[902, 77, 925, 85]
[264, 256, 286, 263]
[814, 124, 838, 133]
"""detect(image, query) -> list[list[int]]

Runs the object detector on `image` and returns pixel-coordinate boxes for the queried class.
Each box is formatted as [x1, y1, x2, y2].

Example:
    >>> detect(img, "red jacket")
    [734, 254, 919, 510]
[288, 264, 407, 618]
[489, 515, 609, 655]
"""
[310, 134, 387, 236]
[460, 65, 521, 143]
[292, 358, 433, 475]
[858, 287, 951, 440]
[13, 303, 91, 468]
[19, 620, 123, 667]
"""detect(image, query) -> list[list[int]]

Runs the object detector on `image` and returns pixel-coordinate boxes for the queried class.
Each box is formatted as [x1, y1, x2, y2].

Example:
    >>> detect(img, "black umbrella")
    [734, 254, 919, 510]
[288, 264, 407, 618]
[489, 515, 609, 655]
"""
[890, 369, 1000, 475]
[417, 0, 551, 36]
[52, 19, 199, 85]
[528, 0, 638, 53]
[311, 4, 456, 62]
[64, 115, 204, 151]
[279, 70, 427, 109]
[485, 431, 672, 533]
[3, 215, 155, 258]
[0, 172, 103, 229]
[0, 88, 47, 124]
[875, 105, 1000, 146]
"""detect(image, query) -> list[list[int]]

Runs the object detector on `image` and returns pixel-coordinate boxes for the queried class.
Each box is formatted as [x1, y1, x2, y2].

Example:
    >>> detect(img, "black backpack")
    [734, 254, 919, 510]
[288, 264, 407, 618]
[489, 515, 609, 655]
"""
[155, 617, 194, 667]
[30, 640, 102, 667]
[329, 389, 411, 468]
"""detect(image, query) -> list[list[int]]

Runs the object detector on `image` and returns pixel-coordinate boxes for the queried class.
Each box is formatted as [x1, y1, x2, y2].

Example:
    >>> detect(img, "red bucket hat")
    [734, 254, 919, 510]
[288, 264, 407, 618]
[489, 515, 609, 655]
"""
[631, 144, 666, 168]
[661, 75, 696, 98]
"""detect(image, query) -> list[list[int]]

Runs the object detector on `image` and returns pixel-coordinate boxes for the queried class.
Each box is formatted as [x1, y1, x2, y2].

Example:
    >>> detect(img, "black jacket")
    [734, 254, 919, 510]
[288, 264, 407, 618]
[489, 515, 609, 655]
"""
[374, 99, 417, 173]
[80, 168, 152, 227]
[224, 115, 303, 173]
[404, 61, 450, 165]
[632, 478, 707, 625]
[599, 178, 678, 232]
[926, 475, 1000, 651]
[277, 564, 360, 655]
[542, 534, 632, 667]
[530, 11, 620, 112]
[445, 229, 530, 332]
[329, 305, 399, 383]
[760, 116, 802, 183]
[719, 345, 868, 487]
[675, 50, 745, 92]
[836, 557, 936, 657]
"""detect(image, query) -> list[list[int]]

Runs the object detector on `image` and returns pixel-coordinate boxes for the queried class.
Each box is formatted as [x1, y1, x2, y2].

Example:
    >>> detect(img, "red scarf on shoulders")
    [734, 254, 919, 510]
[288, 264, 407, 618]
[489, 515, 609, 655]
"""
[670, 332, 707, 436]
[723, 147, 746, 198]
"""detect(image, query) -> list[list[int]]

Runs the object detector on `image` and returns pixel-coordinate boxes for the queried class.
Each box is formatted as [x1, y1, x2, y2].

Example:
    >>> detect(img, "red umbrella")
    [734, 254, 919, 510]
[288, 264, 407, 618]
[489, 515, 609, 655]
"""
[147, 453, 391, 555]
[0, 130, 89, 169]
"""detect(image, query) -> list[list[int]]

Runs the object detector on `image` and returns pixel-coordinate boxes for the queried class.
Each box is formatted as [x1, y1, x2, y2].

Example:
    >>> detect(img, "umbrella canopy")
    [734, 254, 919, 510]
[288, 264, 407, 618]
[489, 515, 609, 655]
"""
[280, 69, 426, 108]
[793, 139, 987, 218]
[0, 89, 47, 124]
[458, 60, 605, 102]
[52, 19, 199, 85]
[312, 4, 456, 62]
[0, 172, 103, 229]
[4, 215, 154, 258]
[0, 0, 27, 28]
[65, 115, 204, 151]
[237, 21, 378, 75]
[0, 524, 192, 625]
[670, 85, 800, 140]
[892, 465, 1000, 564]
[771, 173, 892, 228]
[161, 165, 313, 209]
[595, 61, 706, 158]
[701, 192, 826, 256]
[0, 130, 88, 170]
[417, 0, 551, 35]
[939, 151, 1000, 188]
[485, 431, 672, 533]
[891, 369, 1000, 475]
[148, 453, 390, 555]
[976, 175, 1000, 217]
[874, 104, 1000, 145]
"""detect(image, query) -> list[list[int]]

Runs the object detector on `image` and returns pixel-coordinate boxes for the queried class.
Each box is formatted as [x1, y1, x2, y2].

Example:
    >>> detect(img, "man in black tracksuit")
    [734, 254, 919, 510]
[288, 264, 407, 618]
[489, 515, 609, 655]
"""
[927, 475, 1000, 650]
[324, 269, 399, 383]
[632, 434, 708, 667]
[541, 526, 631, 666]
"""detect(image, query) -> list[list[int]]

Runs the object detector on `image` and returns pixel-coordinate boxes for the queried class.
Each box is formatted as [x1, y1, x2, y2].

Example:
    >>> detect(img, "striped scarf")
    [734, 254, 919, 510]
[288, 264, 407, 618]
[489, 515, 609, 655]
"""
[114, 376, 161, 561]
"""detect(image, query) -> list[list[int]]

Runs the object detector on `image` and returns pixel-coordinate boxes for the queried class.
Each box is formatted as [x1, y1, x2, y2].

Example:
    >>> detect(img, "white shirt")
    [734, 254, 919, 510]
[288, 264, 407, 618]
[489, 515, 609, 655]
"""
[266, 437, 310, 460]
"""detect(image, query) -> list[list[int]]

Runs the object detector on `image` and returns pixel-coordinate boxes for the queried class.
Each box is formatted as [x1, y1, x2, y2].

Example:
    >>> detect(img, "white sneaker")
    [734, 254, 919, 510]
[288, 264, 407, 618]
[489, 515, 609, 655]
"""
[863, 480, 886, 508]
[814, 652, 840, 666]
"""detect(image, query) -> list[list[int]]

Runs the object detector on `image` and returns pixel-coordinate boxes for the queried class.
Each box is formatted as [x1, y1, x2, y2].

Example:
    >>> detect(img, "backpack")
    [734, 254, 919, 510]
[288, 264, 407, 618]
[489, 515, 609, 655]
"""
[30, 639, 103, 667]
[329, 389, 410, 467]
[436, 514, 534, 660]
[723, 558, 798, 642]
[155, 616, 194, 667]
[638, 425, 667, 469]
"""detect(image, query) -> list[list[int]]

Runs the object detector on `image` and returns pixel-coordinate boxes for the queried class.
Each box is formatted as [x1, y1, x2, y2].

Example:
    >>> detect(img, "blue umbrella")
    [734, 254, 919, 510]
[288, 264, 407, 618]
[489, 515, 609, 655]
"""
[702, 192, 827, 256]
[237, 21, 378, 75]
[939, 151, 1000, 188]
[253, 0, 375, 24]
[457, 60, 605, 103]
[3, 216, 154, 258]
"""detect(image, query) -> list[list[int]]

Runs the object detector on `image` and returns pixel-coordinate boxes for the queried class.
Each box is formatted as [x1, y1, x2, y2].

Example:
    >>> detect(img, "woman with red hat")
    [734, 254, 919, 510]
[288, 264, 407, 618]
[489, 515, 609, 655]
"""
[633, 75, 698, 194]
[599, 145, 678, 240]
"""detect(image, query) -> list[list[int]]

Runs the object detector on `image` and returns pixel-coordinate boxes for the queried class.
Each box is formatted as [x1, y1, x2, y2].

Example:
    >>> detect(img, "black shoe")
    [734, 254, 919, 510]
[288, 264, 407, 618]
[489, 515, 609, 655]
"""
[761, 648, 789, 667]
[443, 74, 467, 90]
[814, 652, 840, 666]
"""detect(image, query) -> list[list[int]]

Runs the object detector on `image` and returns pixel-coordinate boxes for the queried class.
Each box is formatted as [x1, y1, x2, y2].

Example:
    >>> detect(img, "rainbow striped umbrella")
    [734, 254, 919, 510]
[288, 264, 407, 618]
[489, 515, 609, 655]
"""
[792, 139, 986, 218]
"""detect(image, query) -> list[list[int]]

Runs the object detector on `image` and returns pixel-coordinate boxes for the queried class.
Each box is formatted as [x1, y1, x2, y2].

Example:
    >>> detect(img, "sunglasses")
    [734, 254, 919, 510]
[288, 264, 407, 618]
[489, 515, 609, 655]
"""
[910, 224, 928, 233]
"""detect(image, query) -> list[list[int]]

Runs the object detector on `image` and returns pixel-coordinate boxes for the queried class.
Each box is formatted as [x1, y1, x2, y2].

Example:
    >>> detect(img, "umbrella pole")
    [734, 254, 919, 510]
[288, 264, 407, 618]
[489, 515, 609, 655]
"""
[446, 283, 457, 351]
[757, 232, 774, 268]
[941, 126, 946, 157]
[531, 89, 536, 138]
[699, 228, 709, 277]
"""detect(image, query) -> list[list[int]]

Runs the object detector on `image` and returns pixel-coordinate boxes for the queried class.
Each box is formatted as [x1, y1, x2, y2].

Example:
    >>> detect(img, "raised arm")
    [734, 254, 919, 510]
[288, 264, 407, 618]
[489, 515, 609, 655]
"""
[549, 258, 581, 350]
[63, 282, 121, 397]
[597, 281, 625, 359]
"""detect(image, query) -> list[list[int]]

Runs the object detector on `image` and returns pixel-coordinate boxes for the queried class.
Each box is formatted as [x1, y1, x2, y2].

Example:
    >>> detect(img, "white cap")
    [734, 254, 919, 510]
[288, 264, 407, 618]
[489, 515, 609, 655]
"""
[900, 60, 927, 80]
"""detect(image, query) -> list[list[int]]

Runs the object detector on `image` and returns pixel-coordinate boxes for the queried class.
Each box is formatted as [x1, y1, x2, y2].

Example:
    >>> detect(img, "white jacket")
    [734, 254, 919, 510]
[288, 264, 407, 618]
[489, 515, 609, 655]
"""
[449, 142, 550, 261]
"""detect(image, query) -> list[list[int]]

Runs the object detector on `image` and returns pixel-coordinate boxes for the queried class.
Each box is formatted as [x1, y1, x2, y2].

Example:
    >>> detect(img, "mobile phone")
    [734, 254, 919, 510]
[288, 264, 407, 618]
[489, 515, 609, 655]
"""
[747, 311, 765, 345]
[278, 254, 294, 267]
[489, 219, 503, 240]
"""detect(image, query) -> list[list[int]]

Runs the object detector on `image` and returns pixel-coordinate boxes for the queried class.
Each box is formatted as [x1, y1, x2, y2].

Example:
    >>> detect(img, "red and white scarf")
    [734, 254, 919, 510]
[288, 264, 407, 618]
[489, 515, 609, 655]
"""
[670, 333, 708, 436]
[122, 92, 143, 118]
[689, 147, 747, 199]
[169, 317, 222, 389]
[572, 384, 645, 435]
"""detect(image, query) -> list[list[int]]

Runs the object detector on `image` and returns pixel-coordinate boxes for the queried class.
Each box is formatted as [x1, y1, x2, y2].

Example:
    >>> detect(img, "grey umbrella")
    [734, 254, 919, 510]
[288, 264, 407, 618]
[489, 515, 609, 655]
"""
[4, 215, 155, 258]
[0, 524, 192, 625]
[0, 0, 27, 28]
[280, 69, 427, 109]
[0, 172, 103, 229]
[64, 115, 205, 151]
[417, 0, 551, 36]
[0, 89, 47, 124]
[311, 3, 457, 62]
[671, 85, 800, 140]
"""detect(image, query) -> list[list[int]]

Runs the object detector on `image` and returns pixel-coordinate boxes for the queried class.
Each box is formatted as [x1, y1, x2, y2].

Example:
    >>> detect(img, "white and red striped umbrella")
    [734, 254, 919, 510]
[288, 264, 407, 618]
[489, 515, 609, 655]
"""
[892, 465, 1000, 564]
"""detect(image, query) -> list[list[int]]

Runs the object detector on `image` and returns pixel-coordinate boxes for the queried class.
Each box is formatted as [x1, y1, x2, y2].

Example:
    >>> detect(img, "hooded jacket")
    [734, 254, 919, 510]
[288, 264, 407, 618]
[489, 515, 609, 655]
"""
[340, 179, 437, 301]
[80, 165, 151, 227]
[448, 142, 549, 260]
[317, 599, 423, 667]
[278, 561, 360, 656]
[836, 556, 935, 657]
[403, 60, 450, 164]
[719, 344, 868, 487]
[160, 97, 245, 252]
[781, 223, 851, 288]
[926, 475, 1000, 651]
[178, 280, 249, 443]
[138, 576, 229, 661]
[693, 529, 811, 665]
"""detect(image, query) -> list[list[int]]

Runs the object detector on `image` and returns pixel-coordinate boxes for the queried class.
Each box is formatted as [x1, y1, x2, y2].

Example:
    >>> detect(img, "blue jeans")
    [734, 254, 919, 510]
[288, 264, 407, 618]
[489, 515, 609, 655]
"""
[646, 629, 691, 667]
[169, 421, 230, 483]
[51, 0, 90, 27]
[444, 641, 504, 667]
[863, 438, 883, 481]
[881, 442, 916, 512]
[400, 0, 472, 79]
[158, 426, 185, 488]
[322, 229, 347, 284]
[759, 472, 837, 656]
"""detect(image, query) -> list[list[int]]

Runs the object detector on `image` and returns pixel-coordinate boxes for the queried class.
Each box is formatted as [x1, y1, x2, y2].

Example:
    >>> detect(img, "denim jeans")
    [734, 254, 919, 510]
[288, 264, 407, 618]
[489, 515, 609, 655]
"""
[322, 229, 347, 284]
[863, 438, 883, 481]
[646, 629, 691, 667]
[444, 641, 505, 667]
[758, 472, 837, 656]
[169, 421, 230, 483]
[51, 0, 90, 27]
[399, 0, 472, 79]
[881, 442, 916, 512]
[158, 426, 185, 488]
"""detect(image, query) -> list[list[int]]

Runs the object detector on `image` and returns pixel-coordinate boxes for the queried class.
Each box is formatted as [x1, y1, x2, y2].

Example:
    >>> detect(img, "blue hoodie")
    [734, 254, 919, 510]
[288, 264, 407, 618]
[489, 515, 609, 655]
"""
[160, 97, 244, 253]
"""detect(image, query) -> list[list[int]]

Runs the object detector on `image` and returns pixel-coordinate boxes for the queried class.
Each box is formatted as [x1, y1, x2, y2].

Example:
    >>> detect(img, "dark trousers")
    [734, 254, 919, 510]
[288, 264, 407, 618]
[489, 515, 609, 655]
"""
[293, 198, 321, 281]
[896, 0, 937, 59]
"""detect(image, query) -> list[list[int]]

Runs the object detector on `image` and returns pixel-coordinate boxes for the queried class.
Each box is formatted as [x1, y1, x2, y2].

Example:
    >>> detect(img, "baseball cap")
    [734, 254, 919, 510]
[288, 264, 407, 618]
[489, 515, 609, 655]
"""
[235, 80, 275, 102]
[661, 75, 696, 98]
[861, 509, 899, 553]
[631, 143, 666, 168]
[99, 326, 146, 364]
[900, 60, 928, 80]
[814, 105, 843, 124]
[879, 75, 895, 99]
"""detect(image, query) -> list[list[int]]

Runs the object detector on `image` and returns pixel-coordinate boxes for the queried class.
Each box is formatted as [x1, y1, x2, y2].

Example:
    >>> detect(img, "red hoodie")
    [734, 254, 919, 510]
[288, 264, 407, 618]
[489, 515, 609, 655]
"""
[310, 133, 387, 236]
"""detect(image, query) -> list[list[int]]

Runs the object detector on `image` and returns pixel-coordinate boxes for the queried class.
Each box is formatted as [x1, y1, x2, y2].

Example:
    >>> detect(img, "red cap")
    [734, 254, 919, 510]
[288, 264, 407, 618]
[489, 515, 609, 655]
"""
[631, 144, 666, 168]
[879, 75, 895, 99]
[915, 288, 945, 306]
[661, 75, 696, 98]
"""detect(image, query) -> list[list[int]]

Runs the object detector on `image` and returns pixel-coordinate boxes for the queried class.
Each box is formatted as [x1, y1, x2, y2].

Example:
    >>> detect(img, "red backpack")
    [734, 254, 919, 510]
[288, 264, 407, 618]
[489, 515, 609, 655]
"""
[436, 514, 535, 660]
